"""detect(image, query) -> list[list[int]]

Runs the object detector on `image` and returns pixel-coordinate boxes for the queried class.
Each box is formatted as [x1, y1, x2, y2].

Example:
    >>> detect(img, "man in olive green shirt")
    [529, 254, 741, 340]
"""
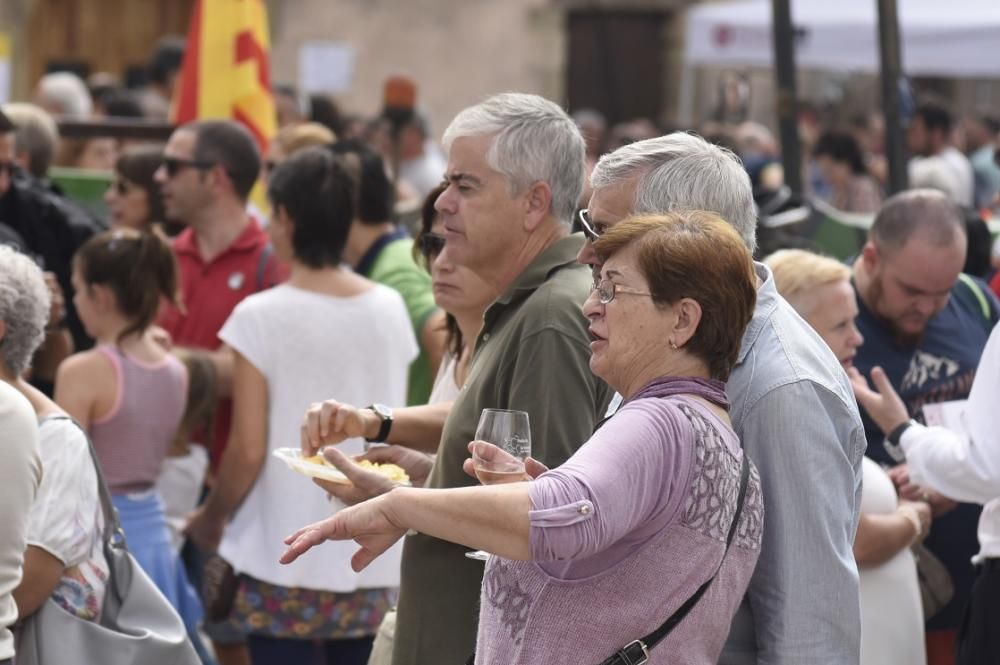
[382, 93, 614, 665]
[300, 93, 613, 664]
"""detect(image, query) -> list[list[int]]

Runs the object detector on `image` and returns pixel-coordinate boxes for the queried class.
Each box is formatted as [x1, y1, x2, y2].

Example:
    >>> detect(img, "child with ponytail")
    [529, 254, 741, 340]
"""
[54, 228, 203, 636]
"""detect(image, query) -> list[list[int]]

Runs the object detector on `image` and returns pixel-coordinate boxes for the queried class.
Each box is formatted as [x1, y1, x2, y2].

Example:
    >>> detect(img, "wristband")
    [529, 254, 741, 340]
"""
[897, 505, 924, 545]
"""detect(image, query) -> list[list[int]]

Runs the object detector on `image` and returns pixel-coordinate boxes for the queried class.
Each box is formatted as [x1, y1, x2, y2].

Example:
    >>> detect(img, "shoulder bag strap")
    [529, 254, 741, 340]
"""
[598, 452, 751, 665]
[47, 415, 131, 602]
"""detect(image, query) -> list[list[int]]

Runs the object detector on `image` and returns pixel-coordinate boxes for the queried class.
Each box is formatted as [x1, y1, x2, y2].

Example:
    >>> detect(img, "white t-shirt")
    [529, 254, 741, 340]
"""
[428, 352, 461, 404]
[0, 383, 41, 659]
[26, 417, 108, 620]
[218, 283, 417, 591]
[857, 458, 925, 665]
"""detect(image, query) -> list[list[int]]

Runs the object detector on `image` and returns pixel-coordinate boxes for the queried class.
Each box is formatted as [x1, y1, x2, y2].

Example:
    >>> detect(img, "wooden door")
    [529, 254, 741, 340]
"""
[27, 0, 195, 86]
[566, 10, 668, 127]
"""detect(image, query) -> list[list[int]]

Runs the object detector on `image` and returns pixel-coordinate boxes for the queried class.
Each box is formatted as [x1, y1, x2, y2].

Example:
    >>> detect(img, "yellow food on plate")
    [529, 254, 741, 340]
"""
[302, 453, 409, 483]
[357, 460, 410, 483]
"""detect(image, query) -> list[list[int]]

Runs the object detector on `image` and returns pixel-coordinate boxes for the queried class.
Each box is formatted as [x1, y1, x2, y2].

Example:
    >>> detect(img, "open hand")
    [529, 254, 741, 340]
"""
[280, 493, 405, 571]
[848, 366, 909, 435]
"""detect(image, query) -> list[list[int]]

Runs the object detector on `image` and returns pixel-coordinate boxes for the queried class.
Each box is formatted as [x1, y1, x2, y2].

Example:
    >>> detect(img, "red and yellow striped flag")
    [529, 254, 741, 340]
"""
[171, 0, 276, 153]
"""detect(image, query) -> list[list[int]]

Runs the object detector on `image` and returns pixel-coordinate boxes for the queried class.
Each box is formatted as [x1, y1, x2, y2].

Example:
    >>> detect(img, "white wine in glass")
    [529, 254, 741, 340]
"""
[465, 409, 531, 561]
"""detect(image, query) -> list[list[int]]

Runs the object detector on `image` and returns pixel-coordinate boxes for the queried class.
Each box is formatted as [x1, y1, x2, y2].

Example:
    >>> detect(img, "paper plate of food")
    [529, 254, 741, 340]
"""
[273, 448, 411, 485]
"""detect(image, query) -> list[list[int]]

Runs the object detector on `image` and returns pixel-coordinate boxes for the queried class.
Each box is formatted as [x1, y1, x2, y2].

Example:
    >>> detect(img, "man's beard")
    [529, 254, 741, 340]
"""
[869, 274, 926, 348]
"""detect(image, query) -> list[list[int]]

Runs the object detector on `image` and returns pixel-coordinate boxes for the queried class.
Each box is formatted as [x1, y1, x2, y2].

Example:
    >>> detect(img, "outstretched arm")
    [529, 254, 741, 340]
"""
[280, 483, 531, 570]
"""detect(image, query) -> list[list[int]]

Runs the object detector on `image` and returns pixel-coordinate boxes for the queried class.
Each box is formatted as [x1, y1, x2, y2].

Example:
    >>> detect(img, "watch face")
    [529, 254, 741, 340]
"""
[372, 403, 392, 419]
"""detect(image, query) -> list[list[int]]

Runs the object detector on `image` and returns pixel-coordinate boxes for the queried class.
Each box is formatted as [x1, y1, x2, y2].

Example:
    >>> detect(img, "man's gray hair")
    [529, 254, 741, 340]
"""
[0, 245, 50, 377]
[591, 132, 758, 252]
[2, 103, 59, 178]
[36, 72, 93, 118]
[442, 92, 585, 225]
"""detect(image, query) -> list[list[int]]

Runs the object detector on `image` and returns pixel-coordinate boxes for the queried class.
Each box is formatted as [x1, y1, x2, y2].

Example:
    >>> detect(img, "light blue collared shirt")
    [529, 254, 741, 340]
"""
[607, 263, 865, 664]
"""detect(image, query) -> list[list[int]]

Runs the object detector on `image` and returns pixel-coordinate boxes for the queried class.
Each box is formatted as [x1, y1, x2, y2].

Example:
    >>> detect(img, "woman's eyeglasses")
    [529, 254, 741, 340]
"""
[592, 277, 652, 305]
[419, 233, 446, 260]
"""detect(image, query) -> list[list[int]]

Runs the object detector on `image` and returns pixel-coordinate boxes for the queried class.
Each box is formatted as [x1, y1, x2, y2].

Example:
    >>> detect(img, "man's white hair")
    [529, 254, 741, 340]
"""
[591, 132, 758, 252]
[36, 71, 93, 118]
[442, 92, 585, 225]
[0, 245, 50, 377]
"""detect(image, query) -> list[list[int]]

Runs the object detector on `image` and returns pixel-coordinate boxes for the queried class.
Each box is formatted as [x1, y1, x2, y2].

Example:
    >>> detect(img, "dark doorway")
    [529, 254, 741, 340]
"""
[566, 10, 668, 127]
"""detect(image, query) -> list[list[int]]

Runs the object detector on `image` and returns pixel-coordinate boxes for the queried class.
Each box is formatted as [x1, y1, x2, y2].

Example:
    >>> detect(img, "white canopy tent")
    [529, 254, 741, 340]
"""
[685, 0, 1000, 78]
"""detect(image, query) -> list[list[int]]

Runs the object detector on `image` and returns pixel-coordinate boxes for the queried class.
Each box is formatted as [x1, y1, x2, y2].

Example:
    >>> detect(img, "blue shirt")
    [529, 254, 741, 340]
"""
[604, 263, 866, 665]
[853, 275, 999, 630]
[721, 263, 865, 665]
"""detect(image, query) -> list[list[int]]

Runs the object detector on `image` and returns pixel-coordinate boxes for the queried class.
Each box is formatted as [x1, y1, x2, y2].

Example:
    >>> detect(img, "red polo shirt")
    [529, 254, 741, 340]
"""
[160, 219, 288, 470]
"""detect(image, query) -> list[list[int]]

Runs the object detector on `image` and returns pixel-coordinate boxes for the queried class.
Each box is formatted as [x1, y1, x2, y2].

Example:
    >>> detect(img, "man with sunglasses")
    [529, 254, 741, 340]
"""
[577, 132, 865, 665]
[154, 119, 287, 665]
[156, 119, 287, 462]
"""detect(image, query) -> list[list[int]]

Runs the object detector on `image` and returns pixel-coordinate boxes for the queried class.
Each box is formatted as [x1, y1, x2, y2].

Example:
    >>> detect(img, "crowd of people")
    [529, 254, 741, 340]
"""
[1, 34, 1000, 665]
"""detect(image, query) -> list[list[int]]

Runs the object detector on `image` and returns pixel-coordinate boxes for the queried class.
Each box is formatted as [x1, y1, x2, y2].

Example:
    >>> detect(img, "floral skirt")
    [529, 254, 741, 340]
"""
[230, 575, 397, 640]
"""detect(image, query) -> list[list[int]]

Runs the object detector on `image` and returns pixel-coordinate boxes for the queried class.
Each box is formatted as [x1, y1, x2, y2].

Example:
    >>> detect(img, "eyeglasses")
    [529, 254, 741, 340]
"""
[419, 232, 446, 260]
[592, 277, 653, 305]
[160, 157, 216, 178]
[577, 209, 608, 242]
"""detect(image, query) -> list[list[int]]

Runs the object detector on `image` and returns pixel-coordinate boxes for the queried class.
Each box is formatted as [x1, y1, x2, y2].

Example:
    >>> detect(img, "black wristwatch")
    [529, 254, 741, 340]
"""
[365, 404, 393, 444]
[884, 419, 917, 463]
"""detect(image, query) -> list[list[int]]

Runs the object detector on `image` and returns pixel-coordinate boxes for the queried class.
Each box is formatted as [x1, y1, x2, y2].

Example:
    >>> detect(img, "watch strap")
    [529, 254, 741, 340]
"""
[365, 405, 393, 443]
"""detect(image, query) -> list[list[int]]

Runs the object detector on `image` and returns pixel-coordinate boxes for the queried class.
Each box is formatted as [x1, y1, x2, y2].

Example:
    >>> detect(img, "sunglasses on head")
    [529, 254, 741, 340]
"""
[161, 156, 216, 178]
[419, 232, 446, 259]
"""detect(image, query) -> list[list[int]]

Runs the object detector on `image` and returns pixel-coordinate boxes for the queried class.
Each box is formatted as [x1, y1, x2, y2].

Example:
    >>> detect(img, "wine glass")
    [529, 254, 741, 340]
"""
[465, 409, 531, 561]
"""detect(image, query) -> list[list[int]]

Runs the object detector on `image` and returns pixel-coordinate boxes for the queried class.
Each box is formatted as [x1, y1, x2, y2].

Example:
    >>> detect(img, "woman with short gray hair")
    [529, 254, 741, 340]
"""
[0, 245, 108, 627]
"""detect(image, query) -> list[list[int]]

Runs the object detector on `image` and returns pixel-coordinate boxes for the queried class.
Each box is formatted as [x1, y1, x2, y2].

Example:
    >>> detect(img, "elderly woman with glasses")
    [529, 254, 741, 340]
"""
[283, 212, 765, 665]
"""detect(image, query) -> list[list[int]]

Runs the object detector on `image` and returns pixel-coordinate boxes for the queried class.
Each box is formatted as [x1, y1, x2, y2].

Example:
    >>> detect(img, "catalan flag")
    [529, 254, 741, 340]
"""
[172, 0, 276, 153]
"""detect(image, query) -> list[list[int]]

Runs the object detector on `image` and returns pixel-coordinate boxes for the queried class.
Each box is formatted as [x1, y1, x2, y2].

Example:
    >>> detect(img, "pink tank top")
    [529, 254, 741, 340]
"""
[89, 345, 187, 494]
